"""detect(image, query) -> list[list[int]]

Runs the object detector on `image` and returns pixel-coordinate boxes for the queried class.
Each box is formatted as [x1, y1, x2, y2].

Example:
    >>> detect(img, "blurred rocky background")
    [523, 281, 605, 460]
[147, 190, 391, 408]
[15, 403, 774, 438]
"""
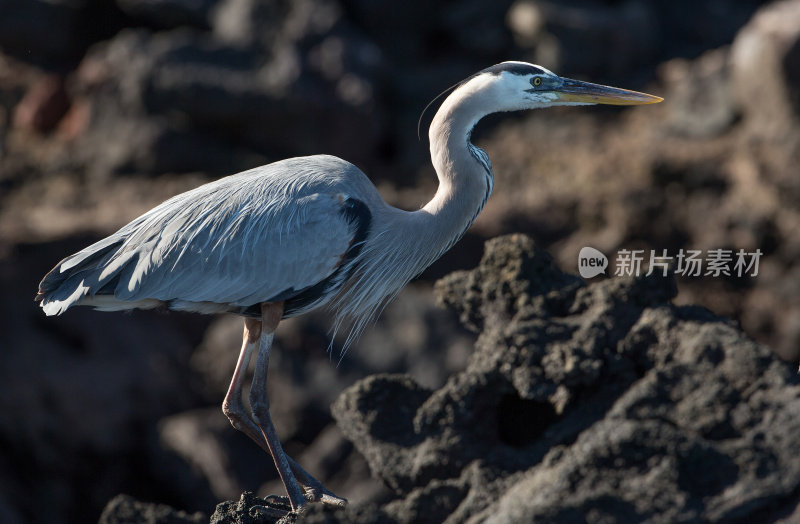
[1, 0, 799, 522]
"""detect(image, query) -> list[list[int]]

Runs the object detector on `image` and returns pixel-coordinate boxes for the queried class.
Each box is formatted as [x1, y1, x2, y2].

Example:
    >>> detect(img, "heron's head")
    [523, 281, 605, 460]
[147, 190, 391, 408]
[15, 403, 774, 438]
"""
[462, 61, 662, 112]
[422, 61, 662, 141]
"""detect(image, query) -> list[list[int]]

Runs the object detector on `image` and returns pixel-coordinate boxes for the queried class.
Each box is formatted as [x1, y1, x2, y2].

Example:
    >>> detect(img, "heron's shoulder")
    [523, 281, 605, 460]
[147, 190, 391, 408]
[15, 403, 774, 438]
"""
[291, 154, 360, 171]
[239, 155, 374, 196]
[245, 155, 361, 177]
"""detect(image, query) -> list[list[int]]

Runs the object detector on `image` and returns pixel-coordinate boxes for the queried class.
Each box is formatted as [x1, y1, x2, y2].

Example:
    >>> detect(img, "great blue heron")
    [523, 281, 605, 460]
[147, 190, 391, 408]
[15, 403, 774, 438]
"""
[36, 62, 661, 514]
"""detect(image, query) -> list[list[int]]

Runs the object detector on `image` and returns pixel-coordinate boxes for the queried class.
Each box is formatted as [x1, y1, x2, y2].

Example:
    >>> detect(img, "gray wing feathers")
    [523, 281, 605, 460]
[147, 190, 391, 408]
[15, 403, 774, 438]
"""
[59, 234, 126, 273]
[116, 192, 352, 305]
[39, 155, 370, 314]
[37, 234, 127, 312]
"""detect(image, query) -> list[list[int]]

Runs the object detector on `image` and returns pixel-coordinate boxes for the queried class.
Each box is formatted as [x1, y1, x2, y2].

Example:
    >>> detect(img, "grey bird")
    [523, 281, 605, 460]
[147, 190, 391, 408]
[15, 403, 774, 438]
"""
[36, 62, 662, 514]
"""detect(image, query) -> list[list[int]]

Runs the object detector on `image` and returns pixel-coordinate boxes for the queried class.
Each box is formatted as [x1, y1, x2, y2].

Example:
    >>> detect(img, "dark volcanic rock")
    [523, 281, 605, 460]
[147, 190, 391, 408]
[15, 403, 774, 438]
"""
[70, 4, 384, 178]
[11, 75, 70, 134]
[659, 47, 737, 139]
[508, 0, 659, 80]
[731, 0, 800, 137]
[0, 0, 87, 68]
[210, 491, 293, 524]
[0, 236, 212, 522]
[116, 0, 220, 30]
[99, 494, 205, 524]
[321, 234, 800, 523]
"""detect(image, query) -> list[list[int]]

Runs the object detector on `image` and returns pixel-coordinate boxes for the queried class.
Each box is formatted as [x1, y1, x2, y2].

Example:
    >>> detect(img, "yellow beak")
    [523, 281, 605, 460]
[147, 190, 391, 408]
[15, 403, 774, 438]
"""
[556, 78, 663, 105]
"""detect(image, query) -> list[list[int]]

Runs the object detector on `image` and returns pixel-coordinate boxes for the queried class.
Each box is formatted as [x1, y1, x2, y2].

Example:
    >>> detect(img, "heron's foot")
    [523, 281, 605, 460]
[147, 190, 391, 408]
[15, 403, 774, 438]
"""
[286, 456, 348, 507]
[301, 483, 348, 507]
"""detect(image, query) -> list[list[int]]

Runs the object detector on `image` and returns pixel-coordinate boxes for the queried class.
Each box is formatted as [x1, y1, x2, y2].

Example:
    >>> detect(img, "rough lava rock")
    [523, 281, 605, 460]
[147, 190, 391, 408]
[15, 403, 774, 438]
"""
[69, 2, 384, 178]
[99, 494, 205, 524]
[731, 0, 800, 138]
[315, 234, 800, 523]
[116, 0, 220, 30]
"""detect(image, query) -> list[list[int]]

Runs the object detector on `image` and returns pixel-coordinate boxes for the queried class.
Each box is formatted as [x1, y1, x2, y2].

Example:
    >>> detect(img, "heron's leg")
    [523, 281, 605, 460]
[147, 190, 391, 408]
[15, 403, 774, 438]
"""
[249, 302, 307, 512]
[222, 318, 262, 436]
[220, 319, 294, 519]
[222, 310, 347, 509]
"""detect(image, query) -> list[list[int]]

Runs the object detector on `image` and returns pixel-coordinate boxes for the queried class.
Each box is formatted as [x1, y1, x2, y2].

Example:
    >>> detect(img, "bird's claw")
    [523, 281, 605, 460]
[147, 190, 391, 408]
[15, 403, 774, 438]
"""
[248, 490, 343, 522]
[302, 486, 348, 507]
[319, 493, 348, 508]
[301, 482, 348, 508]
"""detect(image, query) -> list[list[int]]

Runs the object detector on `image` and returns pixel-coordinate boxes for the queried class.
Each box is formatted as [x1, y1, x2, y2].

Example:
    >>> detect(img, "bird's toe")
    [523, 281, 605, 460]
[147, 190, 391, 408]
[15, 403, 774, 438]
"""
[319, 492, 348, 508]
[301, 484, 348, 507]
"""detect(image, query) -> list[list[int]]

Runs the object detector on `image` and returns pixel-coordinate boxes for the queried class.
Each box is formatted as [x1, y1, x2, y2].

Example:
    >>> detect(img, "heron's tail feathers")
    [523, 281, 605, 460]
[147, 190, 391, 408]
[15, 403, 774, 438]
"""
[36, 236, 126, 316]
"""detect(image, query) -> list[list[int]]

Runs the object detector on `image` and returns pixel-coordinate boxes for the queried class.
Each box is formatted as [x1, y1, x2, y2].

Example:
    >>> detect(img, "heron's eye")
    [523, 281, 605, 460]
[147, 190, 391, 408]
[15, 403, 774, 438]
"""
[532, 77, 543, 87]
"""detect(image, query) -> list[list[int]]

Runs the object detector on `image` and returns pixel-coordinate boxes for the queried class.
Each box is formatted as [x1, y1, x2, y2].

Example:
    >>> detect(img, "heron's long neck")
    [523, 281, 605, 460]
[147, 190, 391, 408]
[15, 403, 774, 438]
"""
[332, 88, 494, 335]
[415, 91, 494, 260]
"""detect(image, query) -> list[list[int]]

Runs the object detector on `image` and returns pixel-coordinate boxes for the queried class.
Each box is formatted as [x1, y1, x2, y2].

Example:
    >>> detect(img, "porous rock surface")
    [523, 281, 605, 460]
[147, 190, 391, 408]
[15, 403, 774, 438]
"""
[99, 494, 205, 524]
[311, 234, 800, 523]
